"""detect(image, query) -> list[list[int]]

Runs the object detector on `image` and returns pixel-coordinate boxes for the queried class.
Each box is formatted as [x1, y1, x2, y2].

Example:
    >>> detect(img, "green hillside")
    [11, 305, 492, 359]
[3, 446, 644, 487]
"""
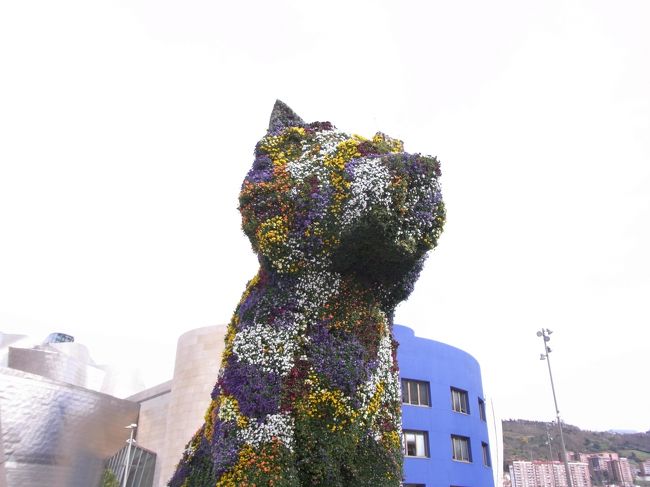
[503, 419, 650, 471]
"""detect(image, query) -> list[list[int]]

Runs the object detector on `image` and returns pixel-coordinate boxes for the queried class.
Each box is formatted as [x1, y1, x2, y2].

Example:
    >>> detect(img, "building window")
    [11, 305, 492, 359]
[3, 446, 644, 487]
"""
[451, 387, 469, 414]
[402, 379, 431, 406]
[482, 442, 491, 467]
[451, 435, 472, 462]
[478, 398, 486, 421]
[403, 430, 429, 458]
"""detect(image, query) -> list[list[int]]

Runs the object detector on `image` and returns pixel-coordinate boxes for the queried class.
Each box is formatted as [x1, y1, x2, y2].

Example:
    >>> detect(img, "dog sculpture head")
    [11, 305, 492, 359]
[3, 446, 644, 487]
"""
[239, 100, 445, 309]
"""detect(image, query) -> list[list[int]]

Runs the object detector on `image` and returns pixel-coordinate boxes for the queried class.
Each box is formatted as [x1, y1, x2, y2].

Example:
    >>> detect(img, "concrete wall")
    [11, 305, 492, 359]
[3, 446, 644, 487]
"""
[132, 325, 226, 487]
[129, 381, 172, 487]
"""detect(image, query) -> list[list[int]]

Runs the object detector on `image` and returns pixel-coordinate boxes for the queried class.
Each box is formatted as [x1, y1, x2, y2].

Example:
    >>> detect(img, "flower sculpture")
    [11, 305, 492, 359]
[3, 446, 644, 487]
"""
[169, 101, 445, 487]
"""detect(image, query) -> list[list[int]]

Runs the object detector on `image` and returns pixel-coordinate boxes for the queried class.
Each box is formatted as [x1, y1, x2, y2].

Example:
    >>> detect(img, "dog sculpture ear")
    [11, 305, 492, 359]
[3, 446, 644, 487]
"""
[268, 99, 305, 132]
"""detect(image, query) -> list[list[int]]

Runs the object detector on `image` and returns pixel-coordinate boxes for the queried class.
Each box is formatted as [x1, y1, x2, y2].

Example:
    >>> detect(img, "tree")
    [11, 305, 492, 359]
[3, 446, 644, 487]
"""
[100, 468, 119, 487]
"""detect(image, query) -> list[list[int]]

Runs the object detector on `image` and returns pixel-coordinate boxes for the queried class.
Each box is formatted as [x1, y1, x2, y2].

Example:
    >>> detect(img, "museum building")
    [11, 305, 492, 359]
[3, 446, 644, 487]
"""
[0, 332, 143, 487]
[0, 326, 499, 487]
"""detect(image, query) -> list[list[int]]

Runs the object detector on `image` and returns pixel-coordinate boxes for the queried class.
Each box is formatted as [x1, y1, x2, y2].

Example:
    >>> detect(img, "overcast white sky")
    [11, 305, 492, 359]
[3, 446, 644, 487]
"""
[1, 0, 648, 433]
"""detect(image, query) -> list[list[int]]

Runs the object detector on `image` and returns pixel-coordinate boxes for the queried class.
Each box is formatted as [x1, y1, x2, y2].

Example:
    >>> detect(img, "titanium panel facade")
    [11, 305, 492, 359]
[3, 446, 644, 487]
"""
[8, 346, 92, 388]
[0, 367, 139, 487]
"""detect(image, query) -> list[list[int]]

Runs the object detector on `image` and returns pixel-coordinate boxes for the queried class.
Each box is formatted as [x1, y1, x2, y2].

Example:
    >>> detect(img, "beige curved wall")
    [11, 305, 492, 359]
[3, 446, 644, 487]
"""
[157, 325, 226, 486]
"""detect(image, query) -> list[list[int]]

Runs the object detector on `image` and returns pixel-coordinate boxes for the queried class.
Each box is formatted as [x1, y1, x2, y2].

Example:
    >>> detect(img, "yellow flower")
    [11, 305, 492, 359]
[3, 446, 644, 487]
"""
[372, 132, 404, 153]
[257, 216, 289, 254]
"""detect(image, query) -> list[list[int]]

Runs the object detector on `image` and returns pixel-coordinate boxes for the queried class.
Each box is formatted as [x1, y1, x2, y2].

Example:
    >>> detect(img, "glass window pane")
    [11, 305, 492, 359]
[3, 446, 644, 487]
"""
[452, 436, 471, 461]
[452, 388, 469, 413]
[404, 431, 428, 457]
[406, 433, 416, 456]
[409, 381, 419, 405]
[401, 380, 409, 403]
[419, 383, 429, 406]
[403, 380, 431, 406]
[453, 437, 461, 459]
[415, 433, 425, 456]
[482, 443, 490, 466]
[479, 399, 486, 421]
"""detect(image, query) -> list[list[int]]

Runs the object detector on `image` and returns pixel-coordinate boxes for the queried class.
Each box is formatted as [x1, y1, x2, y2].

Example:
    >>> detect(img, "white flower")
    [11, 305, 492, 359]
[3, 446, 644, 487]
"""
[232, 319, 301, 376]
[340, 158, 392, 228]
[238, 413, 295, 452]
[357, 316, 401, 432]
[217, 395, 240, 423]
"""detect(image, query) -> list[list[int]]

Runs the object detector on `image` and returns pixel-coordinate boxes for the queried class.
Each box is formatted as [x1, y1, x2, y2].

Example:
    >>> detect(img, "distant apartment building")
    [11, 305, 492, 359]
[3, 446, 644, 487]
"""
[572, 451, 638, 486]
[641, 458, 650, 476]
[509, 460, 592, 487]
[579, 452, 618, 483]
[608, 457, 634, 486]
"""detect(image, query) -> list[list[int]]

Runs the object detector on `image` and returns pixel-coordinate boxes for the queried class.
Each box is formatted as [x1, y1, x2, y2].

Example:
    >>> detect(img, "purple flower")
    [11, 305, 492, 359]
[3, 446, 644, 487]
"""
[308, 322, 370, 397]
[219, 358, 282, 419]
[211, 419, 241, 477]
[244, 155, 274, 184]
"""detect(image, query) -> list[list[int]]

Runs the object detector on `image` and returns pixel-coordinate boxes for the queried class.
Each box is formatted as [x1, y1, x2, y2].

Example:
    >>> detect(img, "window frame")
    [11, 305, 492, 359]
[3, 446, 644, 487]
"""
[451, 434, 472, 463]
[450, 387, 470, 414]
[482, 441, 491, 467]
[403, 430, 430, 458]
[401, 379, 431, 407]
[478, 397, 487, 421]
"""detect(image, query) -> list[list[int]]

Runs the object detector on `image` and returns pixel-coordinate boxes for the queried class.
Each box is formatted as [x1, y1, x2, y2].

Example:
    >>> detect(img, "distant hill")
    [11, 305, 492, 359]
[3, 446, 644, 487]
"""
[503, 419, 650, 471]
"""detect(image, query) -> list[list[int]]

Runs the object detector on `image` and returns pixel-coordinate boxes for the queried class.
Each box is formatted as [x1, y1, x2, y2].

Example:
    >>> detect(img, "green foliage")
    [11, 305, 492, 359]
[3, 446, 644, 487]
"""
[503, 419, 650, 472]
[181, 453, 216, 487]
[292, 406, 401, 487]
[100, 469, 119, 487]
[620, 449, 650, 462]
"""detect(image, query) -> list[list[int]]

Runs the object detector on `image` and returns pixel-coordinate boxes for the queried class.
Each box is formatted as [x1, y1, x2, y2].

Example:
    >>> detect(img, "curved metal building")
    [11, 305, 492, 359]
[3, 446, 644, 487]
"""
[0, 367, 139, 487]
[396, 324, 495, 487]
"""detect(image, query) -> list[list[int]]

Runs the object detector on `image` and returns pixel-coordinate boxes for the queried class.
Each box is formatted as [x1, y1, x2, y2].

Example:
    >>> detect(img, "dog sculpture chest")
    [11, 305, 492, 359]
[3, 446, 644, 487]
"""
[170, 101, 445, 487]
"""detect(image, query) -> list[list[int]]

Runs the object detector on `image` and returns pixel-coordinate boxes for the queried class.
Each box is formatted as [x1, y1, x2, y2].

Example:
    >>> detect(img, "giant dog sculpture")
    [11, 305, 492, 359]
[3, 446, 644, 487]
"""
[169, 101, 445, 486]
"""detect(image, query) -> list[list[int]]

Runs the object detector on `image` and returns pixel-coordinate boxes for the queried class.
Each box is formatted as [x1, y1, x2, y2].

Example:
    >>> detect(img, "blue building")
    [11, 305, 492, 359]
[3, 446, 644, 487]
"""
[395, 324, 495, 487]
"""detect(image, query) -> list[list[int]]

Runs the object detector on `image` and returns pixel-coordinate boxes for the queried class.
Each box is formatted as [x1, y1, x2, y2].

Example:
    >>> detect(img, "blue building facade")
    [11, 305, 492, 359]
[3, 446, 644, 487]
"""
[395, 324, 494, 487]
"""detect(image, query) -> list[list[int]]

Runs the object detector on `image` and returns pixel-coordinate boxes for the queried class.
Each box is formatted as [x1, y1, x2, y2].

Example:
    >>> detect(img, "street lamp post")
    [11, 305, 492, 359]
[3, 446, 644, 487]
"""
[537, 329, 573, 487]
[545, 423, 556, 486]
[545, 423, 554, 461]
[122, 423, 137, 487]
